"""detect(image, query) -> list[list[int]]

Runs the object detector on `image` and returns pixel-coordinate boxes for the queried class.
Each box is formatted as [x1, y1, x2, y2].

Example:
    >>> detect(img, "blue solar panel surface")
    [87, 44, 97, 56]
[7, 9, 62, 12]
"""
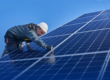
[16, 53, 106, 80]
[102, 57, 110, 80]
[1, 9, 110, 80]
[0, 53, 107, 80]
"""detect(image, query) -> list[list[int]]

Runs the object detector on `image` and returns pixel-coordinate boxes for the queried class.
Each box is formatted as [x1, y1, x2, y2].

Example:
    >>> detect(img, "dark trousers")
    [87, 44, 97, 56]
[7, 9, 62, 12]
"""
[5, 37, 19, 52]
[1, 36, 20, 57]
[1, 31, 20, 57]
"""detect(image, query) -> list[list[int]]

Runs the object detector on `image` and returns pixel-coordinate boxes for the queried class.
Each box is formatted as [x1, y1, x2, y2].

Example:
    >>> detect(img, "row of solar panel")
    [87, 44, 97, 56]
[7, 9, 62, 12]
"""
[1, 28, 110, 62]
[0, 52, 108, 80]
[54, 29, 110, 55]
[42, 18, 110, 38]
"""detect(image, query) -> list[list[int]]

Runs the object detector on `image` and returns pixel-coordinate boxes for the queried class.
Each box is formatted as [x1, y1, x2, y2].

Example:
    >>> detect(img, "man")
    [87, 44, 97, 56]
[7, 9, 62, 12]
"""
[1, 22, 53, 57]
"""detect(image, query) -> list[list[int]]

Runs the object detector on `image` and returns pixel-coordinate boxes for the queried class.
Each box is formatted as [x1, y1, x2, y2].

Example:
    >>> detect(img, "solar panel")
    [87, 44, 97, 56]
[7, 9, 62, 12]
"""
[0, 52, 107, 80]
[1, 9, 110, 80]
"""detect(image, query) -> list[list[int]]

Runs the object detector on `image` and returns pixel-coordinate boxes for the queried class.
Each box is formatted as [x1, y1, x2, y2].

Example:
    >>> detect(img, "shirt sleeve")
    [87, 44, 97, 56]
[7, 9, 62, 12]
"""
[26, 30, 47, 49]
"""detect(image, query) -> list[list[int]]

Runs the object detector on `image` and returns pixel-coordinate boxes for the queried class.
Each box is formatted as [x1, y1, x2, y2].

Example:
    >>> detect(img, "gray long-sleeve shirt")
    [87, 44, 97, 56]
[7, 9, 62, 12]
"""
[7, 23, 47, 49]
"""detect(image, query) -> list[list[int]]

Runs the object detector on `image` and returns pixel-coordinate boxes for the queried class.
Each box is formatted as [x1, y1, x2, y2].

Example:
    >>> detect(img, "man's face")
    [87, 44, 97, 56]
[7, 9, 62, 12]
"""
[36, 27, 45, 36]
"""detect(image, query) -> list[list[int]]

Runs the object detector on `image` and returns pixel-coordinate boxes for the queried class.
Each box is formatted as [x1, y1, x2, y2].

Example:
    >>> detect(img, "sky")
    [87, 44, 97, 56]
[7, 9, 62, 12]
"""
[0, 0, 110, 57]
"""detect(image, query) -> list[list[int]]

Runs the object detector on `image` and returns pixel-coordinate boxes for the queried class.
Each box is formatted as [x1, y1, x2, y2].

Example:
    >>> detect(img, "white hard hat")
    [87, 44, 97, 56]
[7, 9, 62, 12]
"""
[37, 22, 48, 33]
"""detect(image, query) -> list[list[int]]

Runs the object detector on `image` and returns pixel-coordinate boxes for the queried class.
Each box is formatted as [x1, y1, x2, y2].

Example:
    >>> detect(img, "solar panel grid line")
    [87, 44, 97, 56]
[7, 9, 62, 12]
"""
[24, 57, 51, 80]
[41, 14, 85, 38]
[64, 54, 106, 80]
[61, 25, 82, 35]
[91, 18, 110, 22]
[54, 33, 86, 55]
[41, 34, 71, 39]
[0, 62, 12, 76]
[0, 48, 19, 60]
[1, 60, 37, 80]
[0, 50, 109, 63]
[79, 17, 110, 32]
[98, 50, 110, 80]
[61, 22, 86, 27]
[12, 10, 104, 80]
[39, 57, 73, 79]
[77, 28, 110, 34]
[89, 29, 110, 52]
[41, 28, 110, 39]
[1, 63, 18, 80]
[74, 30, 101, 53]
[78, 53, 98, 80]
[97, 29, 110, 51]
[55, 32, 89, 55]
[49, 54, 84, 80]
[95, 13, 110, 20]
[28, 54, 70, 80]
[84, 30, 108, 52]
[96, 14, 108, 20]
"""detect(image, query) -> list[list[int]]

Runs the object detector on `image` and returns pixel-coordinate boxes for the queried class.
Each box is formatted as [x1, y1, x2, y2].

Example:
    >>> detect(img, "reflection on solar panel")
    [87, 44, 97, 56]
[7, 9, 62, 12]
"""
[1, 9, 110, 80]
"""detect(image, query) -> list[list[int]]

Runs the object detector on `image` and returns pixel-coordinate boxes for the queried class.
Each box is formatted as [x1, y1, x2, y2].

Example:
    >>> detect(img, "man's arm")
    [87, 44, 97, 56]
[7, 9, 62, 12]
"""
[26, 30, 47, 49]
[23, 24, 53, 51]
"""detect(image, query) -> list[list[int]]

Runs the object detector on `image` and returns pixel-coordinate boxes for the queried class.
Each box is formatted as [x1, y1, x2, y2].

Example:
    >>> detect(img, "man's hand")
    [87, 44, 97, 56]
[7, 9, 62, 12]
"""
[46, 45, 53, 51]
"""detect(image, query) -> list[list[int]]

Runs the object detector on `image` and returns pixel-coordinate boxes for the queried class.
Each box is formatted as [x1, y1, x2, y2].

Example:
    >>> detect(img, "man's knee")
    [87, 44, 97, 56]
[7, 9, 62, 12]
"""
[6, 44, 18, 53]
